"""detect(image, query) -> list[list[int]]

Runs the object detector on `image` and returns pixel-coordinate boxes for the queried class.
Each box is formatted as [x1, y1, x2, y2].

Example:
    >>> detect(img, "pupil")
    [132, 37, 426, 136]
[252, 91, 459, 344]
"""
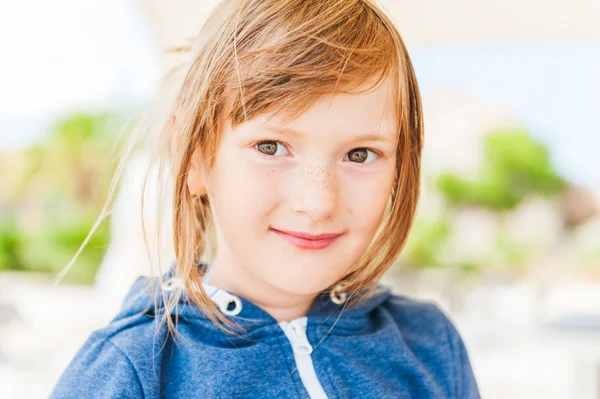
[350, 149, 367, 163]
[227, 301, 237, 311]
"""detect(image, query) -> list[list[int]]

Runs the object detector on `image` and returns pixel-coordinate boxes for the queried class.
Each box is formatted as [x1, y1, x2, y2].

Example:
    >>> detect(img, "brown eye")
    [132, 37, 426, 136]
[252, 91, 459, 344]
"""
[344, 148, 378, 164]
[257, 142, 277, 155]
[348, 149, 368, 163]
[255, 141, 289, 157]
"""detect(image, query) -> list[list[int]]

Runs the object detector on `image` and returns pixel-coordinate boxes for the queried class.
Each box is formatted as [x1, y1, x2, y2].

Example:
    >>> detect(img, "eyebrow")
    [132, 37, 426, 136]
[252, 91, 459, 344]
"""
[262, 124, 397, 144]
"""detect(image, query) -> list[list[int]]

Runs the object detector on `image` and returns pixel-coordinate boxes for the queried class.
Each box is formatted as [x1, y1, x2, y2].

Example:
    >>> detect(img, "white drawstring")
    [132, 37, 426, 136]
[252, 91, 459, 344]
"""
[329, 284, 348, 305]
[202, 284, 243, 316]
[161, 273, 243, 316]
[161, 277, 184, 291]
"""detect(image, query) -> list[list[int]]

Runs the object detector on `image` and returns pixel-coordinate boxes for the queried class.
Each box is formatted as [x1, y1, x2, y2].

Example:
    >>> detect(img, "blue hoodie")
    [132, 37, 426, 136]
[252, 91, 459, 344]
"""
[50, 263, 480, 398]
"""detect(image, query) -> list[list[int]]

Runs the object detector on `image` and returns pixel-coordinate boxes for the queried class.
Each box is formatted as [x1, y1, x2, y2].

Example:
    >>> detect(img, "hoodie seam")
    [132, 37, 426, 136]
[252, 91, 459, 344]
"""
[439, 309, 459, 398]
[106, 338, 146, 399]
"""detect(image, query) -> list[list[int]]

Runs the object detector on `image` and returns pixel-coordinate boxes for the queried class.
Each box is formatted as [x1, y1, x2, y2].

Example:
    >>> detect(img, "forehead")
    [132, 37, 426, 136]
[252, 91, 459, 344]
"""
[251, 74, 398, 141]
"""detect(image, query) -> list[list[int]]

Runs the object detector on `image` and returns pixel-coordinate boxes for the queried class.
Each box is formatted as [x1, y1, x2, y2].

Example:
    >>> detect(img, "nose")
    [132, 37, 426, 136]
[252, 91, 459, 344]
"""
[289, 164, 339, 221]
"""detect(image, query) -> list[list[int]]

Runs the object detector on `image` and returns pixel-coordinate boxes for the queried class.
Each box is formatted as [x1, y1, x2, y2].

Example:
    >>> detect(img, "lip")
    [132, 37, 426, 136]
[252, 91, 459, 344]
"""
[270, 228, 344, 250]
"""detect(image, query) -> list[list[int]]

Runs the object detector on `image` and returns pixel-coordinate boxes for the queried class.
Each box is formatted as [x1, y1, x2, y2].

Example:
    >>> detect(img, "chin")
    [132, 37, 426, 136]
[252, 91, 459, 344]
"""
[264, 272, 337, 298]
[251, 248, 354, 298]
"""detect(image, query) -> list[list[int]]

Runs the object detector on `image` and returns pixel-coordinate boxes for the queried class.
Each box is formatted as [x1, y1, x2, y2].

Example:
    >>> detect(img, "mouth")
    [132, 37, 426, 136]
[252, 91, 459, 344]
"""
[270, 228, 344, 250]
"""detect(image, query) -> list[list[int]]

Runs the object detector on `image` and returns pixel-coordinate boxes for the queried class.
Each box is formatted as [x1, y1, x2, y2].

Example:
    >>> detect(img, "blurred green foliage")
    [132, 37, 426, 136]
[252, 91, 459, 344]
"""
[401, 218, 450, 269]
[0, 214, 19, 271]
[436, 129, 566, 210]
[401, 128, 567, 272]
[0, 112, 126, 283]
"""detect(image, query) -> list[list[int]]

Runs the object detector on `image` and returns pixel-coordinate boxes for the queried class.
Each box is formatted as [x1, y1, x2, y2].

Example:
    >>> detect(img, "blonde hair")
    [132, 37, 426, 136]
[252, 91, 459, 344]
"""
[63, 0, 423, 335]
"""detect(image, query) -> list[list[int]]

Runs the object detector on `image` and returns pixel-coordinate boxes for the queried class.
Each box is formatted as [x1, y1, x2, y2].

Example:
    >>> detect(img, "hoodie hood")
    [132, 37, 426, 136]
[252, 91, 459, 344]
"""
[116, 261, 393, 332]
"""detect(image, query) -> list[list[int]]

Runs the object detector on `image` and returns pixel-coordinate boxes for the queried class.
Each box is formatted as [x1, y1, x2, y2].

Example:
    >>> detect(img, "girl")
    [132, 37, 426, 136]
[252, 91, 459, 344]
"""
[51, 0, 480, 398]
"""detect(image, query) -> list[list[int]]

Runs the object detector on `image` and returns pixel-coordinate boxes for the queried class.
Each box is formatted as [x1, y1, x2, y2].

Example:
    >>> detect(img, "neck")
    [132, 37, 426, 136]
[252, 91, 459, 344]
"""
[207, 258, 317, 322]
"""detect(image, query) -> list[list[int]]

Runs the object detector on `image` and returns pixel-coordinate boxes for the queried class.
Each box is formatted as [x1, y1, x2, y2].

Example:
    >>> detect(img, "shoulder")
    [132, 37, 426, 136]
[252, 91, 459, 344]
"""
[382, 293, 453, 339]
[50, 310, 167, 398]
[379, 292, 459, 361]
[50, 329, 145, 398]
[379, 291, 481, 398]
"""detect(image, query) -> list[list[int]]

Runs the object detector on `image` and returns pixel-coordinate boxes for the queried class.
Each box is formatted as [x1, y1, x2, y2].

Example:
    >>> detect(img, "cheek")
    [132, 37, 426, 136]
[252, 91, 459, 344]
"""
[209, 150, 284, 224]
[341, 169, 394, 231]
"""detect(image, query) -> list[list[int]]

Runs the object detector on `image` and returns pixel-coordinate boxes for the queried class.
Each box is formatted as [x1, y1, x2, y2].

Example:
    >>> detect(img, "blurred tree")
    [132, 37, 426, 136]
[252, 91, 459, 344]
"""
[0, 112, 127, 283]
[436, 129, 566, 210]
[0, 213, 20, 271]
[401, 218, 450, 269]
[400, 128, 568, 273]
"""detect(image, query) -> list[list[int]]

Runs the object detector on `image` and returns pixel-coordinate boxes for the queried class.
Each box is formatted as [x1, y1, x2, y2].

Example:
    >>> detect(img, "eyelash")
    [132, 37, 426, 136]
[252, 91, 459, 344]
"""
[252, 140, 382, 164]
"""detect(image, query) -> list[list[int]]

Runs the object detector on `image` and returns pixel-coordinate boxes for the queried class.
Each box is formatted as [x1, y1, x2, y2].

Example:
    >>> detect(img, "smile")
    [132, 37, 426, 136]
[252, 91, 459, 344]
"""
[270, 228, 343, 250]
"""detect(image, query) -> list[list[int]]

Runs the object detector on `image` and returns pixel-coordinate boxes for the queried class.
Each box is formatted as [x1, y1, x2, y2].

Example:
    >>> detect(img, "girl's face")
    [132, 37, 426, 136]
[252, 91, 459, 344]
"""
[198, 74, 398, 301]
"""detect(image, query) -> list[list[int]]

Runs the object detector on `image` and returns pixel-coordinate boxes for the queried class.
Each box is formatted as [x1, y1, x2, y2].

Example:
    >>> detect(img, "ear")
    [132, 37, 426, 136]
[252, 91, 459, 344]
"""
[187, 147, 208, 196]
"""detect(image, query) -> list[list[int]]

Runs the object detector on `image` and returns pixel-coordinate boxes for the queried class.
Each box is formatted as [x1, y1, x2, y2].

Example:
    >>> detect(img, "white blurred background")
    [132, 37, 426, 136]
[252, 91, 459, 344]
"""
[1, 0, 599, 398]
